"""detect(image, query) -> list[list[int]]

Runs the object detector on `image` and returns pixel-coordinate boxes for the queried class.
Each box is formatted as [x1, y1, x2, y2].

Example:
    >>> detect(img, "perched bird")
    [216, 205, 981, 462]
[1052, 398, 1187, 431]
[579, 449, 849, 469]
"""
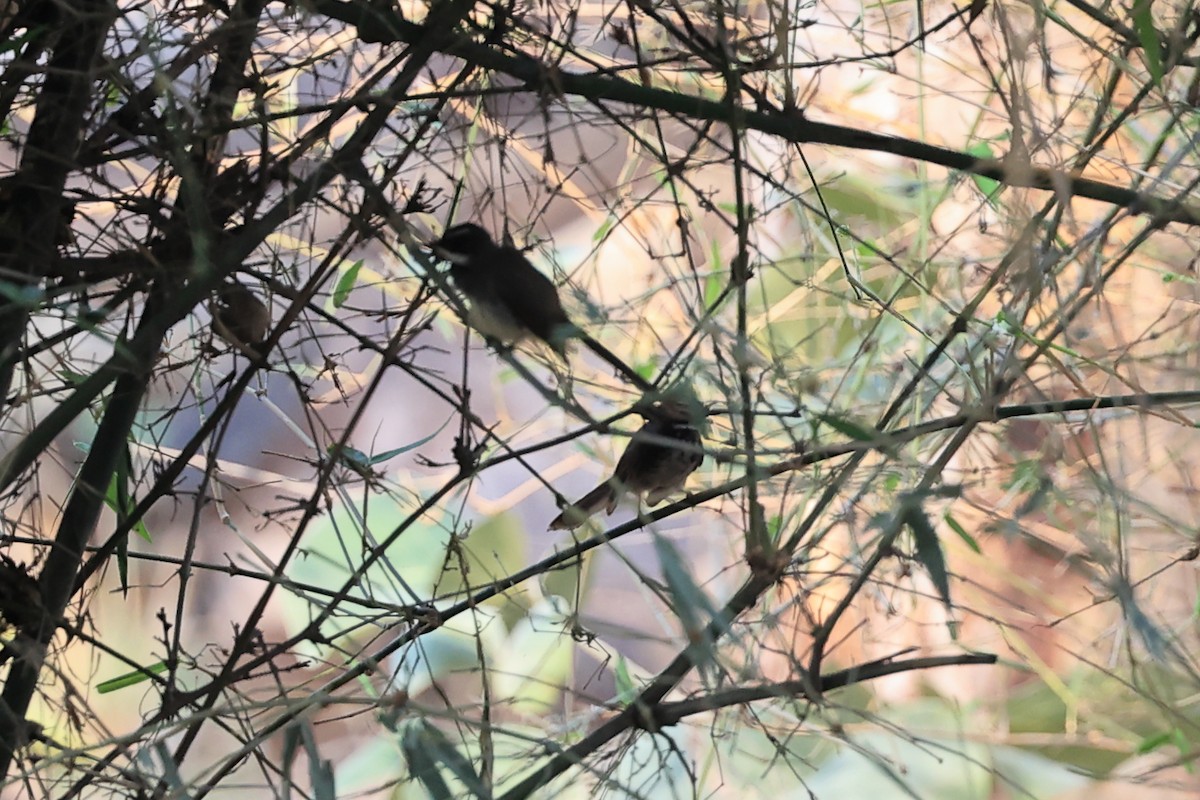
[211, 280, 271, 356]
[429, 222, 574, 357]
[549, 398, 705, 530]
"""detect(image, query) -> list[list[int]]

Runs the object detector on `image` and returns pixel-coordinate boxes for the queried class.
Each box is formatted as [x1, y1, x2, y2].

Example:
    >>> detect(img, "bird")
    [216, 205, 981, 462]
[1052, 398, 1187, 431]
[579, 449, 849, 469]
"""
[210, 280, 271, 356]
[548, 398, 705, 530]
[428, 222, 574, 357]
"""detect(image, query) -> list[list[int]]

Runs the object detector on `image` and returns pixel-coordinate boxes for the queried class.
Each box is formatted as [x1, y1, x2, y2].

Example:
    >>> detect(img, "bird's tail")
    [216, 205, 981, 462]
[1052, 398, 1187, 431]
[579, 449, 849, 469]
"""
[548, 482, 619, 530]
[576, 331, 655, 392]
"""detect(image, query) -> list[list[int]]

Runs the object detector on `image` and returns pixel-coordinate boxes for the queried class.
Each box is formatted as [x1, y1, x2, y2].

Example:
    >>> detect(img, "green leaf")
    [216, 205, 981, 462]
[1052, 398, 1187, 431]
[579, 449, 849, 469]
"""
[1131, 0, 1163, 86]
[704, 239, 725, 307]
[282, 723, 301, 780]
[1134, 727, 1193, 766]
[816, 411, 883, 443]
[402, 720, 490, 800]
[0, 281, 44, 307]
[1004, 318, 1083, 358]
[367, 417, 452, 464]
[613, 654, 638, 706]
[1004, 459, 1037, 492]
[330, 444, 371, 471]
[904, 499, 954, 617]
[635, 355, 659, 381]
[942, 512, 981, 553]
[654, 536, 726, 677]
[108, 447, 151, 542]
[422, 724, 490, 798]
[153, 742, 187, 791]
[403, 734, 452, 799]
[116, 536, 128, 595]
[97, 661, 168, 693]
[284, 722, 336, 800]
[102, 446, 150, 595]
[704, 270, 723, 307]
[592, 217, 615, 241]
[104, 80, 122, 109]
[302, 725, 337, 800]
[1135, 731, 1174, 755]
[59, 368, 91, 387]
[966, 141, 1001, 204]
[853, 236, 881, 258]
[330, 417, 452, 470]
[331, 259, 364, 308]
[766, 513, 783, 540]
[1113, 578, 1169, 661]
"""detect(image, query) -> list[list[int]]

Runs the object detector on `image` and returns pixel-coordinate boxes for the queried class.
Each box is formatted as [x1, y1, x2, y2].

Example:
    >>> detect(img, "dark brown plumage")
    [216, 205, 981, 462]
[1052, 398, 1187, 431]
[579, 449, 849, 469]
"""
[549, 399, 704, 530]
[429, 223, 574, 356]
[211, 280, 270, 355]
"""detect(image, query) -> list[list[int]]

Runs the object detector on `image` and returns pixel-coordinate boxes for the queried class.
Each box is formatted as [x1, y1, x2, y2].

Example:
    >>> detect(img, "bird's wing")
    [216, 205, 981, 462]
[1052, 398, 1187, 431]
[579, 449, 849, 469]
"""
[494, 250, 574, 350]
[611, 435, 653, 494]
[621, 422, 703, 506]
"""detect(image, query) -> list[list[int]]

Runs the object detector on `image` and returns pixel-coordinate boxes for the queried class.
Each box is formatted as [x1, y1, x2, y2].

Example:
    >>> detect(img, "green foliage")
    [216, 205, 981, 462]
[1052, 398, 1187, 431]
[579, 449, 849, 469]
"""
[331, 259, 364, 308]
[96, 661, 168, 694]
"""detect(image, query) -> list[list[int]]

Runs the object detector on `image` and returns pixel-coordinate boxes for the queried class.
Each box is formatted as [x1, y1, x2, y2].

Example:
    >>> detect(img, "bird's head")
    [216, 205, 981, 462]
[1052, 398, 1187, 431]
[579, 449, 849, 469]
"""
[636, 385, 708, 431]
[429, 222, 497, 265]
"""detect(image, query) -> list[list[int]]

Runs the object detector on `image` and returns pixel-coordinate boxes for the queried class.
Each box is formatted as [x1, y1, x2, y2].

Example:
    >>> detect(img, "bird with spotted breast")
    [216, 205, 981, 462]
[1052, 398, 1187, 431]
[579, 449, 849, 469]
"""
[548, 396, 705, 530]
[429, 222, 574, 357]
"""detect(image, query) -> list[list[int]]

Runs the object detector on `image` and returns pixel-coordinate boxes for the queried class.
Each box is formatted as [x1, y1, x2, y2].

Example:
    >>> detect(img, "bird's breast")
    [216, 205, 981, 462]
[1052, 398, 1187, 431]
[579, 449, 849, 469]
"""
[466, 297, 529, 345]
